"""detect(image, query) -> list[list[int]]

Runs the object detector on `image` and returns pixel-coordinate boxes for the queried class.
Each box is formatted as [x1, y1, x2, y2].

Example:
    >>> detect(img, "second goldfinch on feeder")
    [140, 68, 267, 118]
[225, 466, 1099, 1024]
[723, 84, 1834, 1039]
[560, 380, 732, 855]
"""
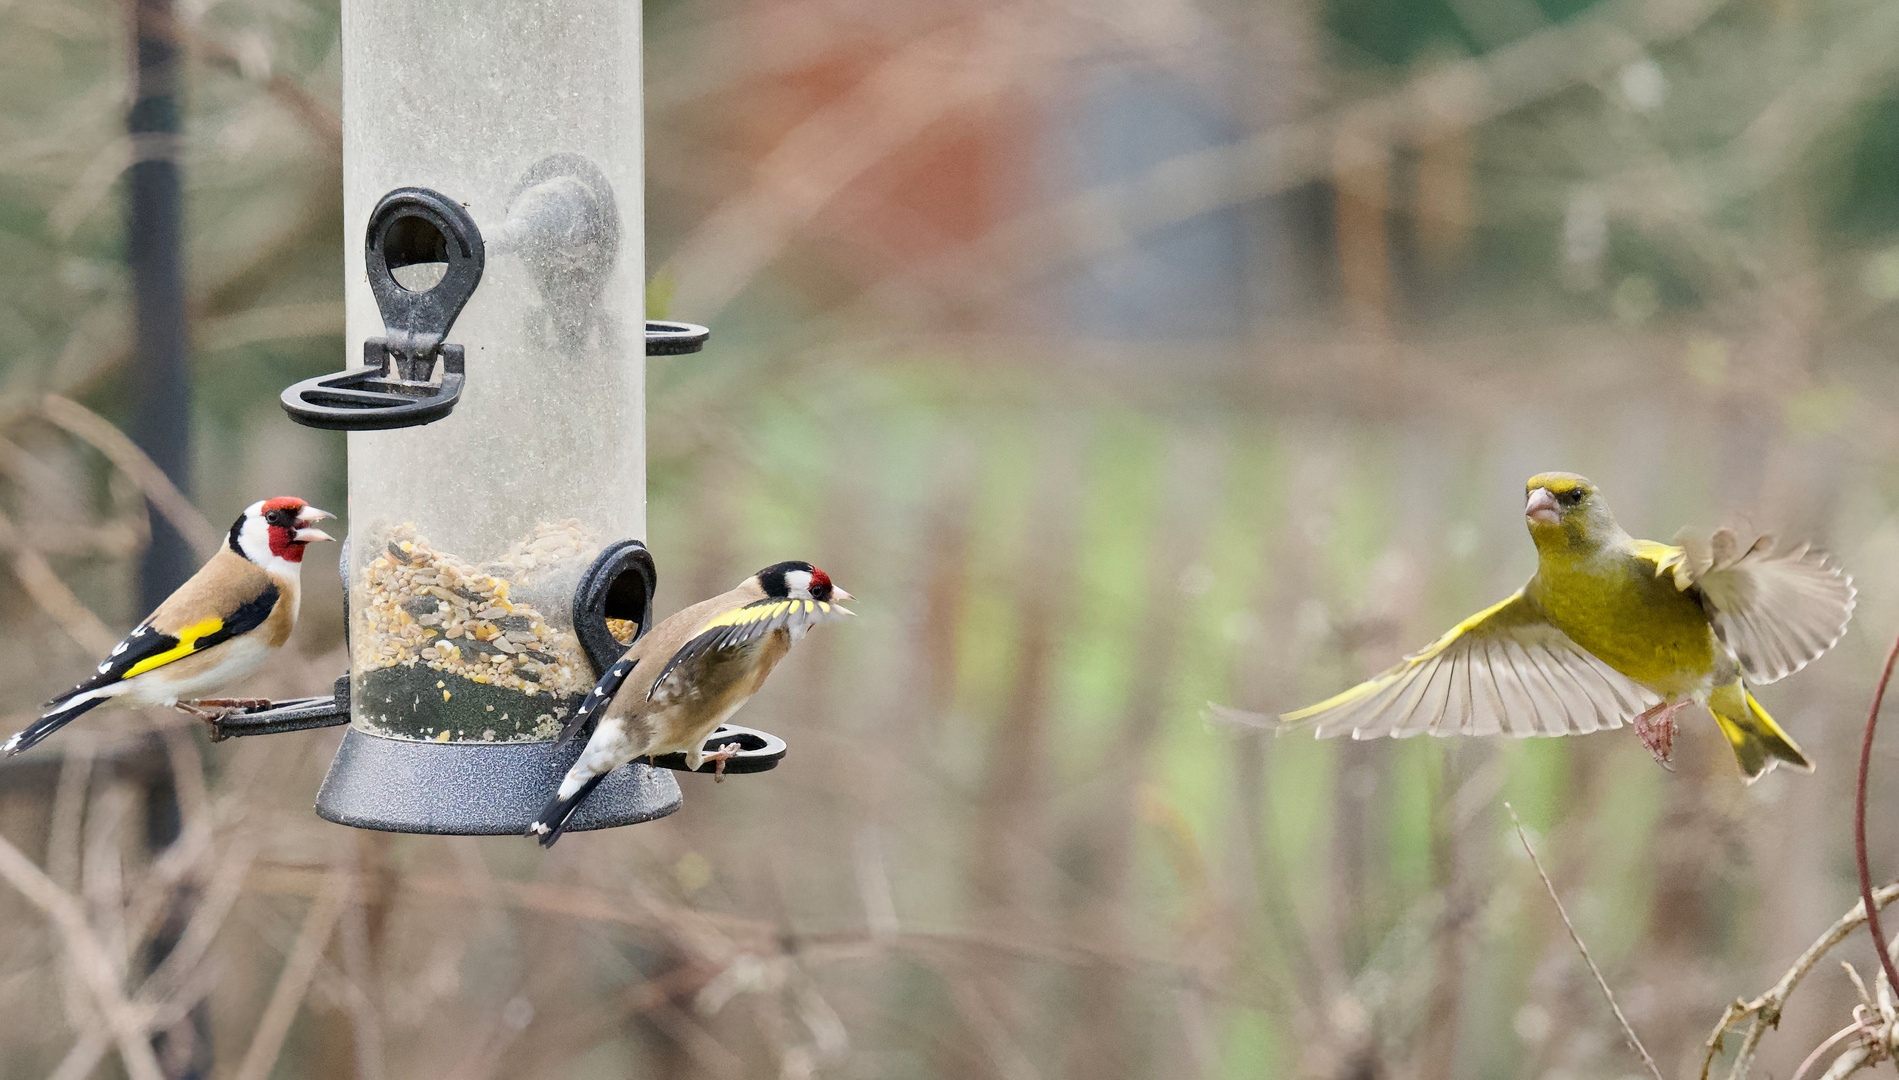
[529, 561, 854, 846]
[7, 497, 335, 755]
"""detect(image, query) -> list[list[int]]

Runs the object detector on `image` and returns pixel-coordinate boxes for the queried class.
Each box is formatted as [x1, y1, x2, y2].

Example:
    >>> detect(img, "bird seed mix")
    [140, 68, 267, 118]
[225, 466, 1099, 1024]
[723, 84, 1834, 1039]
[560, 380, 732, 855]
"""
[353, 520, 606, 741]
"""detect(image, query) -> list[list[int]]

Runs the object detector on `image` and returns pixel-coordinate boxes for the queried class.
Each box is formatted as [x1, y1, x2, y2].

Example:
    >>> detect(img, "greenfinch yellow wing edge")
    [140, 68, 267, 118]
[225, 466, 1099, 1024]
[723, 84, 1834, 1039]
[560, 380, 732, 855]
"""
[1278, 591, 1661, 741]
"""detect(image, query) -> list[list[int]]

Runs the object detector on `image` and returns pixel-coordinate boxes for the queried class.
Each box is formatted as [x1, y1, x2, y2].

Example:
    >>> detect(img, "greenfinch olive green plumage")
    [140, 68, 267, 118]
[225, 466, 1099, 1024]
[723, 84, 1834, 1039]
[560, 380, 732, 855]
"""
[1270, 473, 1854, 781]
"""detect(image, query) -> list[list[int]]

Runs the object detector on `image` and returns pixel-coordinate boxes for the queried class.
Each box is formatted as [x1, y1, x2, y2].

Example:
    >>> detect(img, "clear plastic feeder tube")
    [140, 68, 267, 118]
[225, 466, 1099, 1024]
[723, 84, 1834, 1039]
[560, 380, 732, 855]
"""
[342, 0, 643, 743]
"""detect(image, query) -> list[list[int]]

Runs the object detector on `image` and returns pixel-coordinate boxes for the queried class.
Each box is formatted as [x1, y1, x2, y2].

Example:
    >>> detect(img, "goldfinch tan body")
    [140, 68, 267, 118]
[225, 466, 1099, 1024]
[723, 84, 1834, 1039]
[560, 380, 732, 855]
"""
[1261, 473, 1853, 781]
[6, 497, 335, 755]
[529, 561, 853, 845]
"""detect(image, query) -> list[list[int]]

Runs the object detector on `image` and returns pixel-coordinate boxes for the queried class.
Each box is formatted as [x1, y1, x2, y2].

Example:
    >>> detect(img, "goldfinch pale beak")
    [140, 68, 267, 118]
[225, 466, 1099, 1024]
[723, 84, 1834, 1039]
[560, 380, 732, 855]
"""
[295, 506, 337, 542]
[831, 587, 854, 602]
[1525, 488, 1560, 525]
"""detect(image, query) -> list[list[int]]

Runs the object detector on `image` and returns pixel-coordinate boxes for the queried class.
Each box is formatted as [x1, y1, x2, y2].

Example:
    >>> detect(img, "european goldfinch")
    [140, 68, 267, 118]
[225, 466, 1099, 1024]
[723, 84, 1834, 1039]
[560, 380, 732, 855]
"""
[6, 497, 336, 755]
[529, 561, 853, 846]
[1263, 473, 1854, 781]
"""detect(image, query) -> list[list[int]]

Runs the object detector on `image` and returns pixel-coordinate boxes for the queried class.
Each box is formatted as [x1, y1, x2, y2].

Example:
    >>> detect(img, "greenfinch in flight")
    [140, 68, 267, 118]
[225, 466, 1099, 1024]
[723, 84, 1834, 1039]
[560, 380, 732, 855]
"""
[1268, 473, 1854, 781]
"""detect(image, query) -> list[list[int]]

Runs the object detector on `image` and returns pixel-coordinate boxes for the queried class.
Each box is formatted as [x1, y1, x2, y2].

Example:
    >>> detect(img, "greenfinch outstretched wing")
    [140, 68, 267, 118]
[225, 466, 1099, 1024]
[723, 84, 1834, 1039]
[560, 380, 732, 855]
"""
[1279, 592, 1660, 739]
[1637, 529, 1856, 685]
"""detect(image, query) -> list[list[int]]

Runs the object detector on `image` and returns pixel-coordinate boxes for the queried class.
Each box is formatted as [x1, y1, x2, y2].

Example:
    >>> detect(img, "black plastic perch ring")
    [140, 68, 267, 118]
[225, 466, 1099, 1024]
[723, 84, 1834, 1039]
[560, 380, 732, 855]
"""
[650, 723, 787, 775]
[573, 540, 658, 677]
[282, 187, 486, 430]
[645, 320, 709, 355]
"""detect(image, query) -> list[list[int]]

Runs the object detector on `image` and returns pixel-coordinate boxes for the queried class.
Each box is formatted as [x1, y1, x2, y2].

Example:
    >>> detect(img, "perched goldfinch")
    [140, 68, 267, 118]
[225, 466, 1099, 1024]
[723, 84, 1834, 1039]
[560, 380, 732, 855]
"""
[1264, 473, 1854, 781]
[6, 497, 336, 755]
[529, 561, 853, 846]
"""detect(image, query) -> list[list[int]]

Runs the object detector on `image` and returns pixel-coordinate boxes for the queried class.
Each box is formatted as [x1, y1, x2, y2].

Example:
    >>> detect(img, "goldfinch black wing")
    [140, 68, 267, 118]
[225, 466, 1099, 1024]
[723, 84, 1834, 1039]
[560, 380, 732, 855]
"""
[553, 651, 639, 749]
[47, 584, 281, 706]
[1642, 529, 1855, 685]
[647, 597, 853, 701]
[1279, 591, 1660, 739]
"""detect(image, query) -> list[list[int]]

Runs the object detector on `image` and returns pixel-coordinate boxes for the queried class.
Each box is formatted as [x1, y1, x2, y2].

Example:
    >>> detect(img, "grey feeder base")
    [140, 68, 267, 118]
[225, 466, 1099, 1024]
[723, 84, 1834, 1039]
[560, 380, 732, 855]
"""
[315, 727, 682, 835]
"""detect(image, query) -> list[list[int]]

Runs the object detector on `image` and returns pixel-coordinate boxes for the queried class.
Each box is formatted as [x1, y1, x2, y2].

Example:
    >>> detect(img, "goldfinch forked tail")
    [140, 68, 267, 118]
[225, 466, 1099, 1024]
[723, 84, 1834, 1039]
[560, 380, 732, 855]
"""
[4, 694, 108, 755]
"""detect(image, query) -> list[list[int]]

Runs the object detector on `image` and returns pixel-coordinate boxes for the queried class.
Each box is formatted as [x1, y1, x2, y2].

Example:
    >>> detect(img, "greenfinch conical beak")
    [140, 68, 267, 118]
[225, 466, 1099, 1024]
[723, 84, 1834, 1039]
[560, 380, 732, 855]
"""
[1525, 487, 1560, 525]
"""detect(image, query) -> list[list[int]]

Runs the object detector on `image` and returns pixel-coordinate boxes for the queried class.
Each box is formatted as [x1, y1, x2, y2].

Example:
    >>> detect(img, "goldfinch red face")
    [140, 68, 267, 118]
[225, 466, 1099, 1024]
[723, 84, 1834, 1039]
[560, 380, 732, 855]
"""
[234, 497, 335, 567]
[755, 561, 853, 603]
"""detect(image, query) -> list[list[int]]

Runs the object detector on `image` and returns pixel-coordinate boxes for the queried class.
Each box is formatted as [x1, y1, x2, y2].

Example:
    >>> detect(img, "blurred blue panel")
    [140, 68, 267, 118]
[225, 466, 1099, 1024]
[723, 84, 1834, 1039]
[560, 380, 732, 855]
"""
[1056, 64, 1247, 343]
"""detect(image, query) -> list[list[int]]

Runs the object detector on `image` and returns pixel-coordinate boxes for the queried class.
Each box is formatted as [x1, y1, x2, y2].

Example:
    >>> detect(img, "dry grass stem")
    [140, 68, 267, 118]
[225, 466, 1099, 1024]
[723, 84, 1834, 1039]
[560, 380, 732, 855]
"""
[1505, 801, 1664, 1080]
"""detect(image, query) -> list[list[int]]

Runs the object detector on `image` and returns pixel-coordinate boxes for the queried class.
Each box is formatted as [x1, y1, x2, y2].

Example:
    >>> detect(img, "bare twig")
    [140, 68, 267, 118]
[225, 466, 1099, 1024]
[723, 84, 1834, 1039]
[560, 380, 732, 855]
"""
[231, 866, 353, 1080]
[164, 16, 343, 154]
[0, 507, 121, 653]
[1505, 802, 1664, 1080]
[40, 394, 220, 560]
[1701, 883, 1899, 1080]
[0, 833, 165, 1080]
[45, 1030, 110, 1080]
[1856, 631, 1899, 997]
[1817, 1042, 1879, 1080]
[243, 863, 1217, 989]
[1790, 1022, 1873, 1080]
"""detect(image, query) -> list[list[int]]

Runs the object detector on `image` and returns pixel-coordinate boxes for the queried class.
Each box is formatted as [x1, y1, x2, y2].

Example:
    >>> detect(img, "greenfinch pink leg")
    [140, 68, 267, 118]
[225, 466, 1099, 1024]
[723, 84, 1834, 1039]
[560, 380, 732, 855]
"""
[1632, 701, 1688, 768]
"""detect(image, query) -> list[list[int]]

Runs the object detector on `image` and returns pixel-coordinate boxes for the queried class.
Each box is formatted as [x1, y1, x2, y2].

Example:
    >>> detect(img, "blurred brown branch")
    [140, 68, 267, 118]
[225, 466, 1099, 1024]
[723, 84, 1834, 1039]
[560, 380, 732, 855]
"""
[0, 506, 120, 653]
[155, 9, 342, 153]
[244, 861, 1225, 991]
[233, 866, 352, 1080]
[40, 393, 221, 560]
[0, 831, 166, 1080]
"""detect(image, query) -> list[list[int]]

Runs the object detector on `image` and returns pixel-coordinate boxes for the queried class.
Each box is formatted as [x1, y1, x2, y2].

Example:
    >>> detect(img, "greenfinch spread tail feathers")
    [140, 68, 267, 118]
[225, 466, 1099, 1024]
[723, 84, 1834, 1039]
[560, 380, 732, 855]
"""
[1267, 473, 1853, 782]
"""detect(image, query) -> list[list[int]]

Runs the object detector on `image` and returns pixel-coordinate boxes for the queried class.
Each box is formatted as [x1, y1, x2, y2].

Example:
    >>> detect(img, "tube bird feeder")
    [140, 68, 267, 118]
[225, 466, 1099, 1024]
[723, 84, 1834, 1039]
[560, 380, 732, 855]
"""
[258, 0, 773, 834]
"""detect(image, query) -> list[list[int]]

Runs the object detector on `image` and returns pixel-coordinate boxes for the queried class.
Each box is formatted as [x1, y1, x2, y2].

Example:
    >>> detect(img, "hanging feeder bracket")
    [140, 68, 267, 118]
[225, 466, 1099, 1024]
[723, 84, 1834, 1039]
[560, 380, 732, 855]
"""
[281, 187, 486, 430]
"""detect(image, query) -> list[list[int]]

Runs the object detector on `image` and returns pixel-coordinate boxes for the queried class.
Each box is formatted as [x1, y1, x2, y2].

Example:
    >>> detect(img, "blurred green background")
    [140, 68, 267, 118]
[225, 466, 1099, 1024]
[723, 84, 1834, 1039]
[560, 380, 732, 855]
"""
[6, 0, 1899, 1077]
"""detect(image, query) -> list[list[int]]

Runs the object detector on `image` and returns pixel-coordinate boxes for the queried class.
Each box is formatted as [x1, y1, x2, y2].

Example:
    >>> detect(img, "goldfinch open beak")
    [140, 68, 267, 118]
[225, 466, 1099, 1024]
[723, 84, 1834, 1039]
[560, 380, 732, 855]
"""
[295, 506, 337, 543]
[1525, 487, 1560, 525]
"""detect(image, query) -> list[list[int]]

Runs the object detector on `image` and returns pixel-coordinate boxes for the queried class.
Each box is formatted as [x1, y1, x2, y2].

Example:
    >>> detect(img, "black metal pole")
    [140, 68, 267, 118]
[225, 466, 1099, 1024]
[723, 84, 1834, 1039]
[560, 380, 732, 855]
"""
[129, 0, 193, 616]
[126, 2, 206, 1077]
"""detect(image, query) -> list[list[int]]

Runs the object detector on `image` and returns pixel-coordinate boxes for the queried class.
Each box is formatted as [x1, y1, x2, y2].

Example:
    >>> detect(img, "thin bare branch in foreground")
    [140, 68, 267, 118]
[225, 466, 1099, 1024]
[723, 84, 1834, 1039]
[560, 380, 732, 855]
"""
[1700, 883, 1899, 1080]
[1788, 1021, 1873, 1080]
[1505, 801, 1664, 1080]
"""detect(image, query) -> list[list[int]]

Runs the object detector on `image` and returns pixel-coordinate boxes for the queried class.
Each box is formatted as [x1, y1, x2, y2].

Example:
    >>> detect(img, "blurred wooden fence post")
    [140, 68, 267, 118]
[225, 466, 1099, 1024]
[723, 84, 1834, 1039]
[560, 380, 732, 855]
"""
[1332, 120, 1391, 334]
